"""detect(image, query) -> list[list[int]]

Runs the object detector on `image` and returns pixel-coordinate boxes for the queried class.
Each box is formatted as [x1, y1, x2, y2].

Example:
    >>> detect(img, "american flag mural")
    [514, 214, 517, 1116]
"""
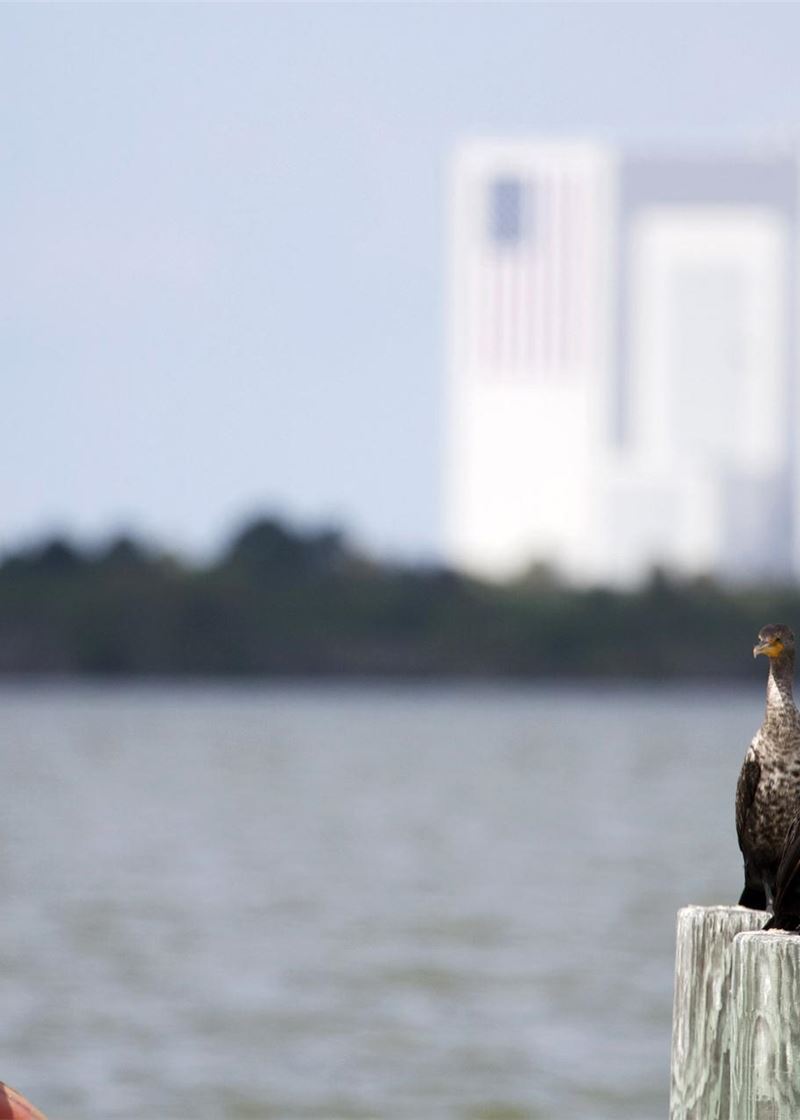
[467, 169, 597, 377]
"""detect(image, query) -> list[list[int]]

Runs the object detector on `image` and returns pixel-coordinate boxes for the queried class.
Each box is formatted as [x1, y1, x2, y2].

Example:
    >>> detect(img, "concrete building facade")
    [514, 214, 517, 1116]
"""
[444, 140, 799, 585]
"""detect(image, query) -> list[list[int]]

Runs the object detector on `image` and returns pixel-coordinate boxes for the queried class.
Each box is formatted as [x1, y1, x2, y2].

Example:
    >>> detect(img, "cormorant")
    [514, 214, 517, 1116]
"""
[736, 623, 800, 910]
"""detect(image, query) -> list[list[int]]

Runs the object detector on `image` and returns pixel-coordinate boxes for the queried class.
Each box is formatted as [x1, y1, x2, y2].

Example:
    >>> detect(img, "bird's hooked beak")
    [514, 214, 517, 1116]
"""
[754, 638, 784, 659]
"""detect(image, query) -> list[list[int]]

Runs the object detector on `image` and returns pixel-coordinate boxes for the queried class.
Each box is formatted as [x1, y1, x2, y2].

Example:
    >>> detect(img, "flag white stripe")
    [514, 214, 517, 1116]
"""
[468, 169, 598, 377]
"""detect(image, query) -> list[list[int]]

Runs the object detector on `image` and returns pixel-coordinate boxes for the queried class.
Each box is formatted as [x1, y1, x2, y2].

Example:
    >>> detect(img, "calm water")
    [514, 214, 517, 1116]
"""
[0, 682, 763, 1119]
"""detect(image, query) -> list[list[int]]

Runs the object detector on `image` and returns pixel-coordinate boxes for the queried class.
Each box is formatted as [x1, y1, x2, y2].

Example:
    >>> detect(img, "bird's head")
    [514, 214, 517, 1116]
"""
[753, 623, 796, 661]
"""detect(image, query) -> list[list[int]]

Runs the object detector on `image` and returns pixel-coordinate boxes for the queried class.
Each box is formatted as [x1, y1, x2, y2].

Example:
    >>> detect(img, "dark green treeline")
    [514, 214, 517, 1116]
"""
[0, 515, 796, 678]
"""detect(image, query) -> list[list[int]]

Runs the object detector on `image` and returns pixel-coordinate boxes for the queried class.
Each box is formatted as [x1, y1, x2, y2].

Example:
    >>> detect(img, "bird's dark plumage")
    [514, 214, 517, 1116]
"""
[736, 623, 800, 911]
[764, 813, 800, 930]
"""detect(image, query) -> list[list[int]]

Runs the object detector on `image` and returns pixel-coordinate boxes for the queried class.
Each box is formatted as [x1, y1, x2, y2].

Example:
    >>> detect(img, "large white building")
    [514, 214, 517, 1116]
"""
[444, 140, 799, 585]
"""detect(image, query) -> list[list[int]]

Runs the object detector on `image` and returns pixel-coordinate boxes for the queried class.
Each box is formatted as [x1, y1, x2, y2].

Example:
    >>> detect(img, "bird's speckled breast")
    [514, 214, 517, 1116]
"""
[749, 709, 800, 865]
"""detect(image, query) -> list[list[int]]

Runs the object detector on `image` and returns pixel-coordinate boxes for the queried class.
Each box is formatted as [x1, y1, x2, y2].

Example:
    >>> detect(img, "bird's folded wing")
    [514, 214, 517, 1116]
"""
[736, 751, 761, 846]
[773, 813, 800, 911]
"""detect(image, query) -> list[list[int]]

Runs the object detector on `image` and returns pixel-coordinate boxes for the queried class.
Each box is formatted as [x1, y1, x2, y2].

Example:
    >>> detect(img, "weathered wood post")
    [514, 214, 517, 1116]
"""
[730, 930, 800, 1118]
[670, 905, 765, 1120]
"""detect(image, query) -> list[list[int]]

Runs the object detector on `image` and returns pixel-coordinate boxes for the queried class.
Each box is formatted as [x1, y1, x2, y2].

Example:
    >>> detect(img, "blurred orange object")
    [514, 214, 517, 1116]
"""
[0, 1083, 47, 1119]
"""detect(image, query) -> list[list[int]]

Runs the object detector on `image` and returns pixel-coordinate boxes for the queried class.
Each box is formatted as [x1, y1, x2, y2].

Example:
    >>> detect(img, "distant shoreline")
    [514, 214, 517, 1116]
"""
[1, 515, 795, 679]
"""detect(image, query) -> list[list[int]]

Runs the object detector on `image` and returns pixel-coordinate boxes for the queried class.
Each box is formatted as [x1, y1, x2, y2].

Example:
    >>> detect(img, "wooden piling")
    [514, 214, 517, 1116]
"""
[670, 905, 765, 1120]
[730, 930, 800, 1119]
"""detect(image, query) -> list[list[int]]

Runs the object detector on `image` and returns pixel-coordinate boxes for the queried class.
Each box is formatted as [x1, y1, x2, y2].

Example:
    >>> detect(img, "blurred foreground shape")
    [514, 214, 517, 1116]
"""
[0, 1082, 47, 1120]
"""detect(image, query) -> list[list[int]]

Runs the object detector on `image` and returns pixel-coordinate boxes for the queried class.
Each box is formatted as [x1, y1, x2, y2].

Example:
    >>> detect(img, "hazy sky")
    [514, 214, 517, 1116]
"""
[5, 3, 800, 560]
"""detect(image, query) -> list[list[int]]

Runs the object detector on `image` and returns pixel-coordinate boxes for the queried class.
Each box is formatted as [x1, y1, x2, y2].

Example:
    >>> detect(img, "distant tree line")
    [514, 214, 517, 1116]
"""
[0, 515, 797, 678]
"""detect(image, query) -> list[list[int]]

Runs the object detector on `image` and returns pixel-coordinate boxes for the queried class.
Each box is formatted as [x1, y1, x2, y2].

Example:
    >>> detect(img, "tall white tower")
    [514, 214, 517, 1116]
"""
[600, 152, 798, 584]
[607, 207, 791, 581]
[444, 140, 616, 580]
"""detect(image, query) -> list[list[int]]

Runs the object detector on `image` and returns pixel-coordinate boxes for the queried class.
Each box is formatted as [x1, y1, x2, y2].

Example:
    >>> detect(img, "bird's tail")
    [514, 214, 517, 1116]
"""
[764, 910, 800, 932]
